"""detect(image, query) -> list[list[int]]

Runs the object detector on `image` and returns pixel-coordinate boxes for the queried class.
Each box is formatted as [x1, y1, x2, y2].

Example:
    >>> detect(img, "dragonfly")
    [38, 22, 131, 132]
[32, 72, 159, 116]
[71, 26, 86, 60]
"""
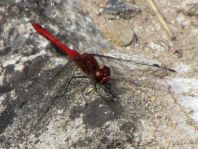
[31, 23, 175, 82]
[18, 22, 176, 128]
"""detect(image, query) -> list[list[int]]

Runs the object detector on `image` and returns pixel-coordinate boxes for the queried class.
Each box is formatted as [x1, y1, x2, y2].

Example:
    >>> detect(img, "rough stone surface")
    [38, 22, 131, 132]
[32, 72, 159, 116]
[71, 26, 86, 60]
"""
[97, 0, 141, 19]
[102, 20, 135, 47]
[0, 0, 198, 148]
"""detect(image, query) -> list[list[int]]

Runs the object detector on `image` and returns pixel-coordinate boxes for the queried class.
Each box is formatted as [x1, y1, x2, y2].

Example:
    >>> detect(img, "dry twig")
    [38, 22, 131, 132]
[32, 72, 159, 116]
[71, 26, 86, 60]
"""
[147, 0, 175, 39]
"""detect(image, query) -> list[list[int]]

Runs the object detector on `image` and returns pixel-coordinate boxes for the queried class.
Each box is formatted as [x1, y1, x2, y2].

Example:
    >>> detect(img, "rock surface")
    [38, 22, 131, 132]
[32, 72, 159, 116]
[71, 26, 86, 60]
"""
[0, 0, 198, 148]
[102, 20, 135, 47]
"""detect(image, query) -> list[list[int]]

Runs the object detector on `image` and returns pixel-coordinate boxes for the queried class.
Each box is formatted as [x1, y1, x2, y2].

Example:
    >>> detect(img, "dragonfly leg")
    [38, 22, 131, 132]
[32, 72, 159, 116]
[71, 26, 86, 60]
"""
[48, 75, 89, 101]
[52, 75, 90, 106]
[93, 82, 104, 100]
[93, 82, 116, 102]
[104, 83, 117, 100]
[62, 75, 88, 96]
[93, 82, 123, 115]
[80, 85, 89, 107]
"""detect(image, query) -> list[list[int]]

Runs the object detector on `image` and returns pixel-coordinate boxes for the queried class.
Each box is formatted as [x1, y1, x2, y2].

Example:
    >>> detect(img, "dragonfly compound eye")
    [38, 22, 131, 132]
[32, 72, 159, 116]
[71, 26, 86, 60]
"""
[94, 66, 111, 84]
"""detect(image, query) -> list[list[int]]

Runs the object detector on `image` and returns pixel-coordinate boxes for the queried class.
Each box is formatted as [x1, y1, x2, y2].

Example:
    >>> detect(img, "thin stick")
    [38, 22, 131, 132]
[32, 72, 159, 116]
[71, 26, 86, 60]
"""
[147, 0, 175, 39]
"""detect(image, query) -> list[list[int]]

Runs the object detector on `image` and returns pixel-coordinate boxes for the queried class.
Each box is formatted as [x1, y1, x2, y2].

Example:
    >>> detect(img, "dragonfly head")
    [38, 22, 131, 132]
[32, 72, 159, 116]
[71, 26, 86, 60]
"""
[94, 66, 111, 84]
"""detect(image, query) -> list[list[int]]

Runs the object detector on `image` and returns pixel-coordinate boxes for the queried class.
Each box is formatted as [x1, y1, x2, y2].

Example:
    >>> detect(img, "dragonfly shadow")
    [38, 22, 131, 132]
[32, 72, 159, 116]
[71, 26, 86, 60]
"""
[81, 79, 125, 128]
[83, 96, 123, 128]
[62, 71, 125, 128]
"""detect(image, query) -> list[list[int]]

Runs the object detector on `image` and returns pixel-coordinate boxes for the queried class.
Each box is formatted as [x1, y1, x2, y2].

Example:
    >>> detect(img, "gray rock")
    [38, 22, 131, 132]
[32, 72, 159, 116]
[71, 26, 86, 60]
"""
[148, 41, 169, 52]
[98, 0, 141, 19]
[0, 0, 198, 148]
[103, 20, 135, 47]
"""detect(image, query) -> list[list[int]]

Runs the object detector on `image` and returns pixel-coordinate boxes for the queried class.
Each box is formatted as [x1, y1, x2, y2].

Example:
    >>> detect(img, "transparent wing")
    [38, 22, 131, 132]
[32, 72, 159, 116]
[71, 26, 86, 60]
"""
[92, 53, 176, 72]
[94, 54, 175, 99]
[1, 58, 79, 134]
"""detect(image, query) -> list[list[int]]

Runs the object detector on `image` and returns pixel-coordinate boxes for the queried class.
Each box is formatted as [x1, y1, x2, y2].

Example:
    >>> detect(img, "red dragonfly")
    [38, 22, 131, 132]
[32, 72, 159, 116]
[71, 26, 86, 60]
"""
[30, 22, 175, 96]
[31, 22, 175, 82]
[19, 22, 176, 127]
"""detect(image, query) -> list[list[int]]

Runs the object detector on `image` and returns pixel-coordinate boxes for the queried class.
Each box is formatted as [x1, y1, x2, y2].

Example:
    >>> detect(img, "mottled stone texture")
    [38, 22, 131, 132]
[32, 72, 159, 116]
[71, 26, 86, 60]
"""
[0, 0, 198, 148]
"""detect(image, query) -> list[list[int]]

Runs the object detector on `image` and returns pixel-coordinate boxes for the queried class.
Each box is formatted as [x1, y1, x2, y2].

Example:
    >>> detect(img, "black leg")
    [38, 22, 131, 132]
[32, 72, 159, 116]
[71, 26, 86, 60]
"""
[79, 81, 94, 107]
[62, 75, 88, 96]
[104, 83, 117, 99]
[94, 82, 117, 101]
